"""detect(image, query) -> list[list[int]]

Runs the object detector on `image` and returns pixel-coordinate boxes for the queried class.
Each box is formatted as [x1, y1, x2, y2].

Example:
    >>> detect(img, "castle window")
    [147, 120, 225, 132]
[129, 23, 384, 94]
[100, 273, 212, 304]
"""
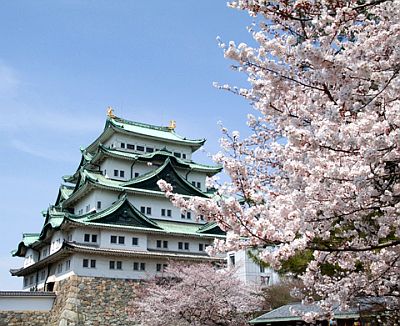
[163, 240, 168, 249]
[140, 206, 145, 214]
[136, 145, 145, 152]
[156, 240, 162, 248]
[186, 212, 191, 219]
[161, 209, 166, 216]
[199, 215, 204, 221]
[65, 260, 71, 270]
[84, 234, 90, 242]
[132, 237, 138, 246]
[117, 261, 123, 270]
[118, 236, 125, 244]
[146, 207, 151, 215]
[260, 265, 265, 273]
[24, 277, 28, 287]
[174, 152, 181, 158]
[127, 144, 135, 150]
[146, 147, 154, 153]
[140, 263, 146, 271]
[134, 172, 139, 177]
[111, 235, 117, 244]
[90, 260, 96, 268]
[196, 182, 201, 189]
[178, 242, 183, 250]
[42, 248, 48, 258]
[119, 170, 125, 178]
[109, 261, 115, 269]
[182, 153, 187, 159]
[260, 276, 270, 286]
[83, 259, 89, 268]
[40, 270, 46, 280]
[121, 142, 125, 149]
[91, 234, 97, 243]
[85, 204, 90, 213]
[167, 209, 172, 217]
[114, 170, 119, 177]
[191, 181, 196, 186]
[97, 201, 101, 210]
[57, 263, 63, 274]
[229, 254, 235, 267]
[29, 275, 34, 285]
[133, 262, 139, 271]
[156, 263, 168, 272]
[199, 243, 204, 251]
[184, 242, 189, 250]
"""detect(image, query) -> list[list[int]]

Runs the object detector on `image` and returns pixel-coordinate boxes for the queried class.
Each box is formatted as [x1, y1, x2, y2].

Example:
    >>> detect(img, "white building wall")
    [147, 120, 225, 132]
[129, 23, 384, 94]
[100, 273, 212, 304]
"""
[105, 134, 192, 161]
[24, 249, 39, 267]
[228, 250, 280, 286]
[0, 295, 55, 311]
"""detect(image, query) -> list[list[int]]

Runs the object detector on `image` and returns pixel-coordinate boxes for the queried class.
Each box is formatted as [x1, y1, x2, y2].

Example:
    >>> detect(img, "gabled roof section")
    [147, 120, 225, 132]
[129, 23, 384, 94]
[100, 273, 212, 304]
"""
[123, 158, 208, 197]
[197, 222, 225, 235]
[12, 233, 40, 257]
[85, 116, 206, 154]
[70, 195, 162, 229]
[55, 185, 74, 206]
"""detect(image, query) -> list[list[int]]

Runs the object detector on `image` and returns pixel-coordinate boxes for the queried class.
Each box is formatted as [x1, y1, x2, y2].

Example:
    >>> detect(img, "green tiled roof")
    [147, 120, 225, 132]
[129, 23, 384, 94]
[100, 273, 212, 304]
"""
[12, 233, 40, 257]
[123, 158, 208, 197]
[70, 195, 162, 229]
[86, 117, 205, 154]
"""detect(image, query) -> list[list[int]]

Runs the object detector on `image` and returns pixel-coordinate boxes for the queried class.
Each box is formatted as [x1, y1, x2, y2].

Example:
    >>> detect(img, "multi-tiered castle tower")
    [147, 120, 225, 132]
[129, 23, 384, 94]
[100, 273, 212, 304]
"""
[11, 110, 226, 291]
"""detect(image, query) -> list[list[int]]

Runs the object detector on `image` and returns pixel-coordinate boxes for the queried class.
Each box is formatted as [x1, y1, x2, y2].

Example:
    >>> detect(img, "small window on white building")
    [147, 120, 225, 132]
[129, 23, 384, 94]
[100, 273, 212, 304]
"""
[84, 234, 90, 242]
[260, 265, 265, 273]
[29, 275, 34, 285]
[83, 259, 89, 268]
[127, 144, 135, 150]
[121, 142, 125, 149]
[182, 153, 187, 159]
[199, 243, 204, 252]
[134, 172, 140, 177]
[178, 242, 183, 250]
[133, 262, 139, 271]
[24, 277, 28, 287]
[146, 147, 154, 153]
[109, 261, 115, 269]
[140, 263, 146, 271]
[136, 145, 145, 152]
[229, 254, 235, 267]
[90, 259, 96, 268]
[156, 263, 168, 272]
[161, 208, 166, 216]
[91, 234, 97, 243]
[40, 270, 46, 281]
[86, 204, 90, 213]
[146, 207, 151, 215]
[120, 170, 125, 178]
[184, 242, 189, 250]
[132, 237, 139, 246]
[97, 201, 102, 210]
[196, 182, 201, 189]
[167, 209, 172, 217]
[163, 240, 168, 249]
[140, 206, 145, 214]
[260, 275, 270, 286]
[57, 263, 63, 274]
[114, 170, 119, 177]
[65, 260, 71, 270]
[174, 152, 181, 158]
[118, 236, 125, 244]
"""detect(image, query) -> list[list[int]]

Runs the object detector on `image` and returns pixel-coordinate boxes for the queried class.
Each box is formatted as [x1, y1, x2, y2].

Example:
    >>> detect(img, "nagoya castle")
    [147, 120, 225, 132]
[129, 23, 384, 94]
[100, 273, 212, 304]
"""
[11, 108, 226, 292]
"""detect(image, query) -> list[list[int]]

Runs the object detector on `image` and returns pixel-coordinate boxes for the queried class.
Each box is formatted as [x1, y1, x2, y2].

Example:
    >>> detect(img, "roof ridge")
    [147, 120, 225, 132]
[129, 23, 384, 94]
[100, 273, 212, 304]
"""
[111, 117, 172, 132]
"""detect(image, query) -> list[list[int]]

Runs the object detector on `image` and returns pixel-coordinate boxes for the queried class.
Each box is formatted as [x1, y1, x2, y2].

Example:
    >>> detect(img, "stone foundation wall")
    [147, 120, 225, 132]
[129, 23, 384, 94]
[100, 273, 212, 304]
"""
[0, 311, 50, 326]
[50, 275, 139, 326]
[1, 276, 139, 326]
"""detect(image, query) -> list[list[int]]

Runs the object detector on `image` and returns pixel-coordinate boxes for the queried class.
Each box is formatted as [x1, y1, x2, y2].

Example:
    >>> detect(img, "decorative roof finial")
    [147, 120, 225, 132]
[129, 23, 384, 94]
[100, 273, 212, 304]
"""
[107, 106, 116, 119]
[168, 120, 176, 130]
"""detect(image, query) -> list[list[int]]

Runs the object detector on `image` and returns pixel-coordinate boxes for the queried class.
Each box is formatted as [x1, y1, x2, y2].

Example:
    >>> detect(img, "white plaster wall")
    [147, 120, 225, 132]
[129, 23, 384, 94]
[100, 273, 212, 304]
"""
[73, 189, 117, 216]
[229, 249, 280, 286]
[49, 231, 65, 254]
[147, 235, 212, 253]
[100, 229, 148, 251]
[185, 170, 207, 192]
[72, 253, 169, 280]
[105, 134, 192, 161]
[0, 296, 55, 311]
[24, 249, 39, 267]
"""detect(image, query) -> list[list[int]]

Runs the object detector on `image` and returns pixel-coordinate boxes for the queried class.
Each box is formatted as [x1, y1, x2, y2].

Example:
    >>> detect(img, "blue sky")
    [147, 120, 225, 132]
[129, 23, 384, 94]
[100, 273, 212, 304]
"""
[0, 1, 255, 289]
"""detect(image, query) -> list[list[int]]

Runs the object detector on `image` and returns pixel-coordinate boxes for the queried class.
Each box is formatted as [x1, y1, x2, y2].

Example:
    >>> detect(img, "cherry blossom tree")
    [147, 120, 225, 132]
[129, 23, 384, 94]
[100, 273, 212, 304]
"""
[159, 0, 400, 320]
[128, 263, 262, 326]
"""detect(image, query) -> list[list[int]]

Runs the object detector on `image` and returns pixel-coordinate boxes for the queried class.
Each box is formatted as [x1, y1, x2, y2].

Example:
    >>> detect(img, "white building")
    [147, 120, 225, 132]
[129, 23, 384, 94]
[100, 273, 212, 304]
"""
[11, 111, 276, 290]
